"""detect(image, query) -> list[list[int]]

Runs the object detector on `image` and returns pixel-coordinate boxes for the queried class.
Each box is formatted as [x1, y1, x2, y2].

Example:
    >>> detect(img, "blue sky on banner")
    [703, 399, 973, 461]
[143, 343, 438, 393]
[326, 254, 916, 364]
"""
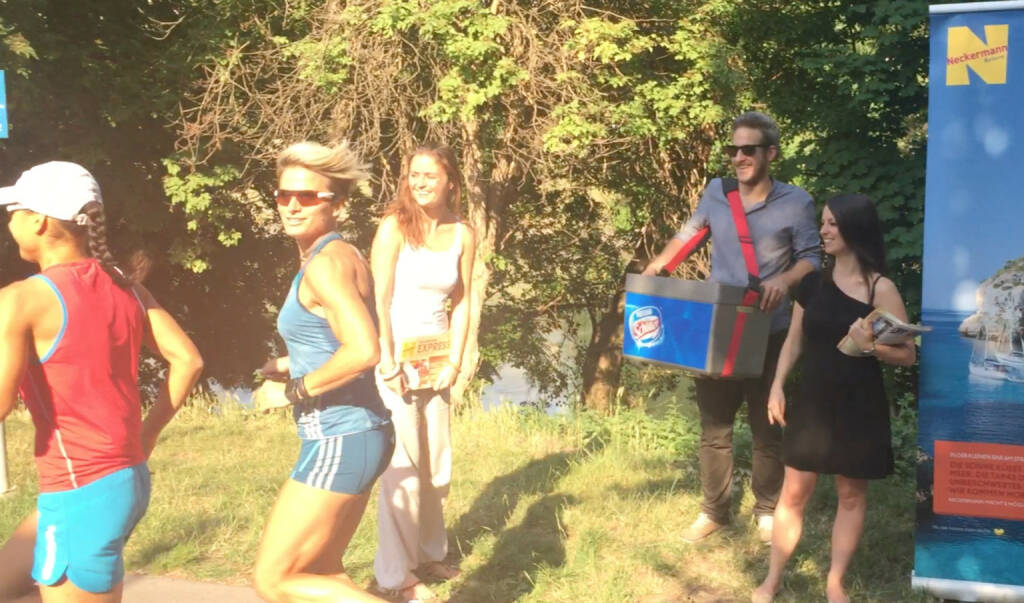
[923, 10, 1024, 312]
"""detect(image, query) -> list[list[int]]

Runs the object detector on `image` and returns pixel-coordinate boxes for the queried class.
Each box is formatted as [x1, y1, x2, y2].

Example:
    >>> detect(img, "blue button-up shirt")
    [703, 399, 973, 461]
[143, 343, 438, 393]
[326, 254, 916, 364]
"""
[675, 178, 821, 332]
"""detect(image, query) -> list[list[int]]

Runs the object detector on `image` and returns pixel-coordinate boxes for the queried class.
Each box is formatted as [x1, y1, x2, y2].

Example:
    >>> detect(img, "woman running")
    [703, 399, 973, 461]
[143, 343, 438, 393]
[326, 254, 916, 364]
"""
[371, 142, 474, 602]
[0, 161, 204, 602]
[252, 141, 394, 603]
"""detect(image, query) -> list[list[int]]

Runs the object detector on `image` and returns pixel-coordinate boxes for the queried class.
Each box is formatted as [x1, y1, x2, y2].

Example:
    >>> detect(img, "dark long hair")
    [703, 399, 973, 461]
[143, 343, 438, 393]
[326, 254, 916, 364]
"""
[824, 193, 888, 292]
[386, 142, 463, 248]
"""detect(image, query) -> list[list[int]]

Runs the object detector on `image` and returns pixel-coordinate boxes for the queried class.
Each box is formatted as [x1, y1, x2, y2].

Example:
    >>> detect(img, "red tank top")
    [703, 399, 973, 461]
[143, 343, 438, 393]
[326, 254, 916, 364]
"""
[18, 260, 146, 492]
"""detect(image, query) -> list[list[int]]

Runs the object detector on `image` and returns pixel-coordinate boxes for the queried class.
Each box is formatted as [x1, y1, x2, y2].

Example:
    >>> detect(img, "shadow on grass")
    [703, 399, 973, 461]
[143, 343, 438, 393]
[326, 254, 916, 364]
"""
[444, 435, 603, 600]
[607, 471, 700, 501]
[448, 493, 576, 603]
[129, 514, 227, 568]
[449, 432, 604, 558]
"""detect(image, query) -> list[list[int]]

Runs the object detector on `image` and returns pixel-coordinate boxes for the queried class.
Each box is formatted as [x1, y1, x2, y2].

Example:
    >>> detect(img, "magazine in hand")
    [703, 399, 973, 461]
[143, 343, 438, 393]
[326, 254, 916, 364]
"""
[837, 308, 931, 356]
[397, 332, 451, 390]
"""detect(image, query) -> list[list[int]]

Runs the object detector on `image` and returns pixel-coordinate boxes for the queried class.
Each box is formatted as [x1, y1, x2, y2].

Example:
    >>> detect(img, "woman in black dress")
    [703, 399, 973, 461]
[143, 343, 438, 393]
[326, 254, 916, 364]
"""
[752, 194, 915, 603]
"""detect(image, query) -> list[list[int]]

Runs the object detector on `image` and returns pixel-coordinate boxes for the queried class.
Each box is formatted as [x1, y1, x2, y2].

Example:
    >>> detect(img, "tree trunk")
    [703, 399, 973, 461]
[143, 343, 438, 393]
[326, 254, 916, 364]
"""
[580, 282, 626, 413]
[452, 122, 494, 408]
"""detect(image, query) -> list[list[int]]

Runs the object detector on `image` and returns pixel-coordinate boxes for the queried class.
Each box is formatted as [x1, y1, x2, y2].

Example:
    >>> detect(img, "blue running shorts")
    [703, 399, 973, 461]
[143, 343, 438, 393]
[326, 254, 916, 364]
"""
[291, 424, 395, 494]
[33, 463, 151, 593]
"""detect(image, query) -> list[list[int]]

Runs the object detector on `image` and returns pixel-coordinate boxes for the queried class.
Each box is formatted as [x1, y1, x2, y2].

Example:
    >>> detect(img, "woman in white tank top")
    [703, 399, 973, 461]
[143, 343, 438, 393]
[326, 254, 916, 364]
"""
[370, 143, 475, 601]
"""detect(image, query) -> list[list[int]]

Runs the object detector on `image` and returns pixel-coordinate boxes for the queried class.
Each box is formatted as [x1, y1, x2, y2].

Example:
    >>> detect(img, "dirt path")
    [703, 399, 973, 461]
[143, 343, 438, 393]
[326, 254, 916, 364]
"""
[11, 575, 262, 603]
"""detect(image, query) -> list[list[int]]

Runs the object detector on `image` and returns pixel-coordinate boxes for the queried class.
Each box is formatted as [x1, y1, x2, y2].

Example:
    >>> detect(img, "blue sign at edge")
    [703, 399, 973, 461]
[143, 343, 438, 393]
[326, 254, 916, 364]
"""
[0, 70, 7, 139]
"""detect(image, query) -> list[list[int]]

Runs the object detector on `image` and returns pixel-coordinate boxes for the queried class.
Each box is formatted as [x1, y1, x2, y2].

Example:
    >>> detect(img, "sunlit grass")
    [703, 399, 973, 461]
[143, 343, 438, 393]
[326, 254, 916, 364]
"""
[0, 397, 934, 601]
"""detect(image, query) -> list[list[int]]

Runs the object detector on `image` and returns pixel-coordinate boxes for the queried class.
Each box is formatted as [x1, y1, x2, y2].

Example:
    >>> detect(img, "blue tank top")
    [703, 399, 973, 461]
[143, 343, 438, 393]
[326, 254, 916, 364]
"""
[277, 232, 389, 439]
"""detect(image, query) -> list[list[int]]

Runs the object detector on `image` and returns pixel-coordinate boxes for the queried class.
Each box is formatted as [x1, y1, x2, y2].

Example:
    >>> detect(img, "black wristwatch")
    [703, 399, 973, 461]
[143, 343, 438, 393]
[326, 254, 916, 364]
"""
[284, 377, 312, 406]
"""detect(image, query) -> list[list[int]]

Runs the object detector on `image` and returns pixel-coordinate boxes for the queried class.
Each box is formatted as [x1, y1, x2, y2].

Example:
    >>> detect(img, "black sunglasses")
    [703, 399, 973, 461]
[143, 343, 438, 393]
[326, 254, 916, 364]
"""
[722, 144, 772, 158]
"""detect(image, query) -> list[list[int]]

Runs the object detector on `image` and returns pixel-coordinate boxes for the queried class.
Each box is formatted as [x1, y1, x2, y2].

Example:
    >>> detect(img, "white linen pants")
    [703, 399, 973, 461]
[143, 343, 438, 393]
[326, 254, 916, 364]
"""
[374, 383, 452, 590]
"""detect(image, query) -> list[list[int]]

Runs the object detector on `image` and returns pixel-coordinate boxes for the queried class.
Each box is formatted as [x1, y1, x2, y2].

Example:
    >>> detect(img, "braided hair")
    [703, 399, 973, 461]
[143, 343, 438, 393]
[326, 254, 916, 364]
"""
[70, 202, 133, 289]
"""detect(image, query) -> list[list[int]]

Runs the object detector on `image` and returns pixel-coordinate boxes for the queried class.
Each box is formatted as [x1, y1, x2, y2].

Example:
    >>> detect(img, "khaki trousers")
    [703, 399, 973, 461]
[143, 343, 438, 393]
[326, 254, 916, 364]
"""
[373, 381, 452, 590]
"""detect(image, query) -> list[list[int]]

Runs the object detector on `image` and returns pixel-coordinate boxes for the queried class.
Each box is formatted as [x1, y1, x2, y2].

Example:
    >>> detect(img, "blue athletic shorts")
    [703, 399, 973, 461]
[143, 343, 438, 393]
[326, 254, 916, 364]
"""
[291, 424, 395, 494]
[33, 463, 150, 593]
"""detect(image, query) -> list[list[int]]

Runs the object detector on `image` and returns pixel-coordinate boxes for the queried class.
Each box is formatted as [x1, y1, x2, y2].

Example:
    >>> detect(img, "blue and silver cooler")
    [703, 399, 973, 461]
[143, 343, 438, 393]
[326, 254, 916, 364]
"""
[623, 274, 770, 378]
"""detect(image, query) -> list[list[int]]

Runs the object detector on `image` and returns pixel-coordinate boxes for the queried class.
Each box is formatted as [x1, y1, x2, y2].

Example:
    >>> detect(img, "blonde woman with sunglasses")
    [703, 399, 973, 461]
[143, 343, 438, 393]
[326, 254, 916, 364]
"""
[252, 141, 394, 603]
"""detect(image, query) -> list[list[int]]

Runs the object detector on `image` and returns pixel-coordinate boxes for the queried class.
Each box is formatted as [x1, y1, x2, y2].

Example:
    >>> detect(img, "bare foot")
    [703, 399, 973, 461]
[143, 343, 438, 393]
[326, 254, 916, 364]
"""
[377, 580, 435, 603]
[825, 581, 850, 603]
[418, 561, 461, 581]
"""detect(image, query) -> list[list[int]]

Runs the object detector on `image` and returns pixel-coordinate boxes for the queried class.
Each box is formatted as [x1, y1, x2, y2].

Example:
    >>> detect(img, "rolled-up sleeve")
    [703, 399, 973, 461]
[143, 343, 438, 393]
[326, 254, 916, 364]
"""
[673, 189, 710, 244]
[791, 197, 821, 269]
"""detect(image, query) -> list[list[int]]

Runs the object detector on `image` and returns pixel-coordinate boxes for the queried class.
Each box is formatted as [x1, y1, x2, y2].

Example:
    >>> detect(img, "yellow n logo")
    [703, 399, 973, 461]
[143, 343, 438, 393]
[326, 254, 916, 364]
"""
[947, 25, 1009, 86]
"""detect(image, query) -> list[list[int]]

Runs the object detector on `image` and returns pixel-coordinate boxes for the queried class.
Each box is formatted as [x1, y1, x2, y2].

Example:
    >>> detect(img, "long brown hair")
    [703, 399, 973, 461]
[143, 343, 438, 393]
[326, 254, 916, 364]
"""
[385, 143, 463, 248]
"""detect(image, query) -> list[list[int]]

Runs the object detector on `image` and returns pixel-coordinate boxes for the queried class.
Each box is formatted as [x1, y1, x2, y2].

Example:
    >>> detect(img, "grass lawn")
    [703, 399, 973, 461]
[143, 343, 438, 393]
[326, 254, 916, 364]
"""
[0, 399, 934, 602]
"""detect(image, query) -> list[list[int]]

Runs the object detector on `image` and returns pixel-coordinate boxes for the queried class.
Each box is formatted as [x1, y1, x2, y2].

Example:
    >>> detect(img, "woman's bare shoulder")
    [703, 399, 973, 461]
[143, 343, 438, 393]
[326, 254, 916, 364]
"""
[873, 276, 900, 298]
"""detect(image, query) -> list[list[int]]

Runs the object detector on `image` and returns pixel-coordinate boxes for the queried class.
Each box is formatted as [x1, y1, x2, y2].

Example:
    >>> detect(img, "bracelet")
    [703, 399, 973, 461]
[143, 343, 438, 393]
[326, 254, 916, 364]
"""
[861, 341, 876, 356]
[284, 377, 312, 405]
[376, 363, 401, 380]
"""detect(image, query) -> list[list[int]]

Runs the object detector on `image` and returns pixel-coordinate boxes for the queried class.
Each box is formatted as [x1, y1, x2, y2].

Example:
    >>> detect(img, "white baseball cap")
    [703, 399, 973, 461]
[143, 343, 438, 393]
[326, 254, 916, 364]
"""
[0, 161, 103, 221]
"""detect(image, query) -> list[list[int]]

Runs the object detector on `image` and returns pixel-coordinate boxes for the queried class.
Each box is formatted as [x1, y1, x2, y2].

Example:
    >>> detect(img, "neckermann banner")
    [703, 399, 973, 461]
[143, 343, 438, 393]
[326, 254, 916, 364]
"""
[915, 2, 1024, 600]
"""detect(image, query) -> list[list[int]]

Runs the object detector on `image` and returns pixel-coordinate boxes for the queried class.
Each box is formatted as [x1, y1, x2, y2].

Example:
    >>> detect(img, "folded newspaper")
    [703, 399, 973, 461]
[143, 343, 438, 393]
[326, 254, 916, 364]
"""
[397, 332, 451, 390]
[837, 308, 931, 356]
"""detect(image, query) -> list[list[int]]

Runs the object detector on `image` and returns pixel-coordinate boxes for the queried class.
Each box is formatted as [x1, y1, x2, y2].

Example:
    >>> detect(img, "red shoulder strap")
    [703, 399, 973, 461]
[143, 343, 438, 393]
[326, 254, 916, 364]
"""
[663, 226, 710, 274]
[722, 178, 760, 283]
[721, 179, 761, 377]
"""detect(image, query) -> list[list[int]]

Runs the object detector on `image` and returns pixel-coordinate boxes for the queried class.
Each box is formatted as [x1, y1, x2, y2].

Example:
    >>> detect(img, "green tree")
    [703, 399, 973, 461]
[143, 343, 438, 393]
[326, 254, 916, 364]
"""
[169, 0, 750, 410]
[0, 0, 292, 386]
[0, 0, 933, 413]
[726, 0, 928, 311]
[723, 0, 930, 402]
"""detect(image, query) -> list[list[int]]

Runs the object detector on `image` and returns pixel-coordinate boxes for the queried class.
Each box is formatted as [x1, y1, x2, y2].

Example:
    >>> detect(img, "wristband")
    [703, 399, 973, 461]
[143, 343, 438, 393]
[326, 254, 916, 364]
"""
[376, 363, 402, 380]
[285, 377, 312, 405]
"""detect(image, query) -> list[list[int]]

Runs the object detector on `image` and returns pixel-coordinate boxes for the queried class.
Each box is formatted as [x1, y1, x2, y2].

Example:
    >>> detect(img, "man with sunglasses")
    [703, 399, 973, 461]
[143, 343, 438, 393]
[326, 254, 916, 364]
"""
[643, 111, 820, 544]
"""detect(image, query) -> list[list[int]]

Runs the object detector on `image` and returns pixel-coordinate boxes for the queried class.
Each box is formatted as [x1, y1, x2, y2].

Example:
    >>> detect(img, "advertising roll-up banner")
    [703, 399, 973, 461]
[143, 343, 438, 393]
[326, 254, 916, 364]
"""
[915, 2, 1024, 600]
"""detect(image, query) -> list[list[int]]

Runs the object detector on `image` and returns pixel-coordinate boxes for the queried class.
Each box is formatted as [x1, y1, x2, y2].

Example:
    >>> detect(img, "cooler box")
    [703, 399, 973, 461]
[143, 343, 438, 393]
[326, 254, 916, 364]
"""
[623, 274, 771, 378]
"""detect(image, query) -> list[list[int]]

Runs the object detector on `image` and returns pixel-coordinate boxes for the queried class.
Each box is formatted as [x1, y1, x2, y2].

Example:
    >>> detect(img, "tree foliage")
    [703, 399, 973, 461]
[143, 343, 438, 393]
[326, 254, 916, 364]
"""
[0, 0, 932, 411]
[0, 0, 290, 385]
[163, 0, 749, 407]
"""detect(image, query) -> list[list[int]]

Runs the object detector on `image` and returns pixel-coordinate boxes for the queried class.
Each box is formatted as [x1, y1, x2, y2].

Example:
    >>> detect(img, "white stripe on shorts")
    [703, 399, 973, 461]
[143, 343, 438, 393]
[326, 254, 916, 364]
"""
[41, 525, 57, 581]
[306, 438, 328, 489]
[322, 436, 343, 489]
[311, 438, 329, 489]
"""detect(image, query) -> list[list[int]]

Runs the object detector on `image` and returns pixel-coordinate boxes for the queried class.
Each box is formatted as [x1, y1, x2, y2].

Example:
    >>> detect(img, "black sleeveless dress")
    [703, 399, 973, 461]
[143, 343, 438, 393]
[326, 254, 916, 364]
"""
[782, 271, 893, 479]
